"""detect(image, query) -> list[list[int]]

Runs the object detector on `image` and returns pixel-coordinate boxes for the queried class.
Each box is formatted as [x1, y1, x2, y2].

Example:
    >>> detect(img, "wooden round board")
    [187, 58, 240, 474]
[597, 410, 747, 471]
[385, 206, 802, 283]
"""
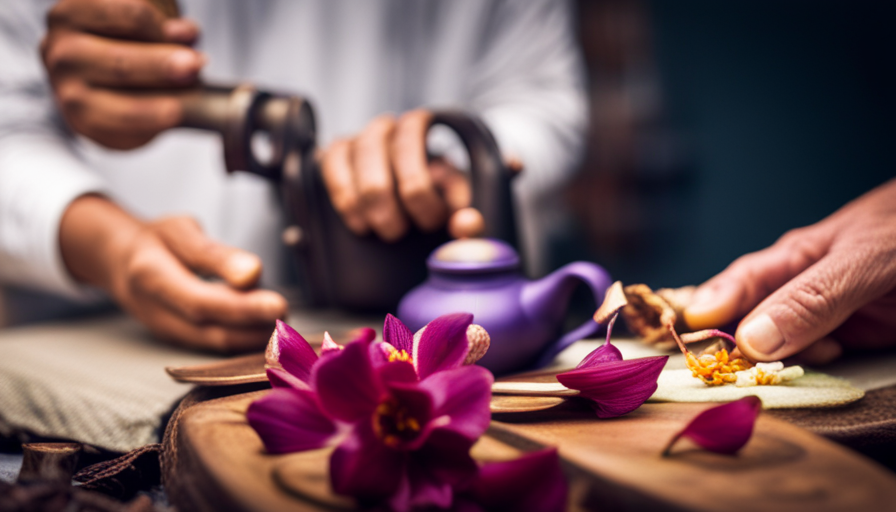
[164, 390, 896, 511]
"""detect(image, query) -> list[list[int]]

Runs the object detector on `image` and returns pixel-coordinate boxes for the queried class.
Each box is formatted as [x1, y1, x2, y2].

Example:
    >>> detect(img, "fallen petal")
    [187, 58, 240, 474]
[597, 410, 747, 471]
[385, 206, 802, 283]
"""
[247, 388, 340, 454]
[663, 396, 762, 456]
[462, 448, 567, 512]
[414, 313, 473, 379]
[265, 320, 318, 384]
[558, 356, 668, 418]
[576, 315, 623, 369]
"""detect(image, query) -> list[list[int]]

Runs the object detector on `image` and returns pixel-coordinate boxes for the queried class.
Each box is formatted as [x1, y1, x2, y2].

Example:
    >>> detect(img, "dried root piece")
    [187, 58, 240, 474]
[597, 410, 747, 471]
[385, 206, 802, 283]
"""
[619, 284, 694, 350]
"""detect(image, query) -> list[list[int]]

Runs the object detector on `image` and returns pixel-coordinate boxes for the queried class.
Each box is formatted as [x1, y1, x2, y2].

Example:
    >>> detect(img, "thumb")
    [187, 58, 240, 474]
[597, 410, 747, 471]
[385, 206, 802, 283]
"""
[152, 216, 263, 289]
[683, 230, 826, 330]
[735, 249, 890, 361]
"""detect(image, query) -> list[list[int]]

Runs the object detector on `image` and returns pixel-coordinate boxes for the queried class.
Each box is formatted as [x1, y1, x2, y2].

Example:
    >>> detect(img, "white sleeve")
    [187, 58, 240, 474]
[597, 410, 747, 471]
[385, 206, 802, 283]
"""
[467, 0, 588, 272]
[0, 1, 108, 298]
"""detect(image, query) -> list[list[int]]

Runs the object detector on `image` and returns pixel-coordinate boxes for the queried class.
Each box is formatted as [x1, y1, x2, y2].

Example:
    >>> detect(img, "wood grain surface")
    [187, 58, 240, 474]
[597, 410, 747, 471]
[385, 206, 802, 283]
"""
[165, 390, 896, 512]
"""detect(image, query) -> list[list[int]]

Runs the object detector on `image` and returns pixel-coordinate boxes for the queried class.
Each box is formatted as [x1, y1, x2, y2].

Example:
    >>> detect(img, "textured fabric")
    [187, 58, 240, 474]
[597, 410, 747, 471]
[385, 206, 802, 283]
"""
[0, 311, 376, 453]
[0, 316, 219, 452]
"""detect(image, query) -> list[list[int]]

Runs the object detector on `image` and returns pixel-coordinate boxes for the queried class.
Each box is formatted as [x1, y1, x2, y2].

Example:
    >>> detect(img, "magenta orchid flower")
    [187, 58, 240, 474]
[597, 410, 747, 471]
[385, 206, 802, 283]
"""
[662, 396, 762, 456]
[248, 314, 494, 511]
[557, 282, 668, 418]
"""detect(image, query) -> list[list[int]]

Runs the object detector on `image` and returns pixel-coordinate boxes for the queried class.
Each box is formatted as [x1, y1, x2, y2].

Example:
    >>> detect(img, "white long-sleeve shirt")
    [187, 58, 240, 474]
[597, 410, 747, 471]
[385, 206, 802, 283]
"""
[0, 0, 586, 304]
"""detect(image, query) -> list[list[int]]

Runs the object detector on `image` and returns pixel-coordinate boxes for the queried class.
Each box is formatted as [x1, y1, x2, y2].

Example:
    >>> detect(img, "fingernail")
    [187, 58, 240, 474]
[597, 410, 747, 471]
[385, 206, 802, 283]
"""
[255, 292, 288, 318]
[683, 283, 739, 330]
[167, 49, 201, 82]
[226, 253, 261, 285]
[737, 313, 785, 355]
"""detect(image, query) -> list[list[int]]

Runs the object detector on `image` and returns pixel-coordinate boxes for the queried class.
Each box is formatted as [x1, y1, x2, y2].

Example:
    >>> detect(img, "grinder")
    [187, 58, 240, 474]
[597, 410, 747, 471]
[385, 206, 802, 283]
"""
[153, 2, 518, 311]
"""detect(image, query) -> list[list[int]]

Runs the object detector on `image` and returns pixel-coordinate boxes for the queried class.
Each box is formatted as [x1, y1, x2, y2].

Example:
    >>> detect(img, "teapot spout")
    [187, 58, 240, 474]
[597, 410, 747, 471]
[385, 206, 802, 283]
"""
[521, 262, 612, 364]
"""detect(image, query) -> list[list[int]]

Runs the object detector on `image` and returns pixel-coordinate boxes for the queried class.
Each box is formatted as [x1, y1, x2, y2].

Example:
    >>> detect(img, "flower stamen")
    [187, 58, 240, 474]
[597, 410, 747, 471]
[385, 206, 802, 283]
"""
[373, 397, 423, 448]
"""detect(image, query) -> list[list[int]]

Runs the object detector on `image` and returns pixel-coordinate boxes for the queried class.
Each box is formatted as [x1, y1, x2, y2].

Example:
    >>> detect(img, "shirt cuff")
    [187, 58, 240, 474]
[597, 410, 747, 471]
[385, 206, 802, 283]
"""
[0, 132, 108, 299]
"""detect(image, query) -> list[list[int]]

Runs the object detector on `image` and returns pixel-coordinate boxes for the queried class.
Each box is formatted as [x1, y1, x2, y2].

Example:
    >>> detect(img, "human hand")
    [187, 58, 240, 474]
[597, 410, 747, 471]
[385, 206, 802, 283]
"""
[320, 110, 487, 242]
[61, 196, 287, 352]
[41, 0, 204, 149]
[683, 179, 896, 364]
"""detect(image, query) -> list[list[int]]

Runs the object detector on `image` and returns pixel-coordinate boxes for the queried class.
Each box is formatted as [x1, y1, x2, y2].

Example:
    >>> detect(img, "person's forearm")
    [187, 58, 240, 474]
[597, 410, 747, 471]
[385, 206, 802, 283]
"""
[59, 194, 143, 291]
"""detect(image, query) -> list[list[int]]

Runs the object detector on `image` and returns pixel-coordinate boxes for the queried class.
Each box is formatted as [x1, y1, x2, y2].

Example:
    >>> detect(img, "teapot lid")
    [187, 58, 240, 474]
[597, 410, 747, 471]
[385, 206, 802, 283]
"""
[428, 238, 520, 274]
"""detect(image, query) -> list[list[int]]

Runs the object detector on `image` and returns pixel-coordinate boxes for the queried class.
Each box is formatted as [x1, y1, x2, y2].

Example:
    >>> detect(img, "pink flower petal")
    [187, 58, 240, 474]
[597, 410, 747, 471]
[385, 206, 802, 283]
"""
[268, 320, 318, 384]
[313, 340, 383, 422]
[377, 360, 419, 385]
[330, 421, 404, 505]
[663, 396, 762, 456]
[384, 314, 414, 354]
[418, 366, 493, 441]
[247, 388, 339, 454]
[462, 448, 567, 512]
[576, 335, 623, 368]
[414, 313, 473, 379]
[321, 331, 343, 355]
[557, 356, 668, 418]
[266, 367, 310, 391]
[378, 382, 435, 451]
[394, 429, 479, 511]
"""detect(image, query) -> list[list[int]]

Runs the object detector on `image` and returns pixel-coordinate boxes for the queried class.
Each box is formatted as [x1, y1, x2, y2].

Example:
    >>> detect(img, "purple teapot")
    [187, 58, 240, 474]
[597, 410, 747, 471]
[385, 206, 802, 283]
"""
[397, 239, 612, 375]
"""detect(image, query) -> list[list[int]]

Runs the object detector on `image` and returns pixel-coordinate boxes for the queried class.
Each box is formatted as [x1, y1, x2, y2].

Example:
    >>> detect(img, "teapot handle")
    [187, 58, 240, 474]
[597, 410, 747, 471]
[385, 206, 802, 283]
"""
[527, 262, 613, 368]
[429, 111, 517, 248]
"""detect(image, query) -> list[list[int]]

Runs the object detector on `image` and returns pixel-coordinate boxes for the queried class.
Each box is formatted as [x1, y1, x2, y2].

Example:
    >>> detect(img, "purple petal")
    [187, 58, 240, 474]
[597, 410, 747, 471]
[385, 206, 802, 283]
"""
[389, 429, 479, 511]
[267, 320, 318, 384]
[557, 356, 668, 418]
[415, 313, 473, 379]
[313, 340, 383, 422]
[377, 360, 419, 385]
[247, 388, 339, 454]
[419, 366, 493, 441]
[266, 367, 310, 391]
[321, 332, 343, 355]
[663, 396, 762, 456]
[330, 420, 404, 505]
[576, 336, 623, 369]
[462, 448, 567, 512]
[384, 314, 414, 354]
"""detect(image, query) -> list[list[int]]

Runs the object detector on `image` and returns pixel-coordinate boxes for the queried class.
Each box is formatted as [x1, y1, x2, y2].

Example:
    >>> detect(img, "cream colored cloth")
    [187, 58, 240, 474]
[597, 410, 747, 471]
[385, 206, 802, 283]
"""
[0, 311, 375, 452]
[0, 316, 219, 452]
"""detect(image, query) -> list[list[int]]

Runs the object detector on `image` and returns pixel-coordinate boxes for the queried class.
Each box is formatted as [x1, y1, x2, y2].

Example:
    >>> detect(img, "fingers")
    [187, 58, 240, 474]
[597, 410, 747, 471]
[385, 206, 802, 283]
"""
[391, 110, 448, 232]
[352, 115, 408, 241]
[54, 83, 183, 149]
[136, 302, 274, 353]
[321, 139, 368, 235]
[47, 0, 169, 41]
[126, 237, 287, 327]
[735, 246, 896, 361]
[44, 31, 204, 88]
[151, 217, 263, 288]
[683, 227, 829, 330]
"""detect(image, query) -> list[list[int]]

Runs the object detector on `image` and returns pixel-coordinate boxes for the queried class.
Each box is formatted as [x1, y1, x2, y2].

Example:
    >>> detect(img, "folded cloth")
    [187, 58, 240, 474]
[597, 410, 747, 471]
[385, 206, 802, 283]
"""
[0, 315, 220, 452]
[0, 310, 379, 453]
